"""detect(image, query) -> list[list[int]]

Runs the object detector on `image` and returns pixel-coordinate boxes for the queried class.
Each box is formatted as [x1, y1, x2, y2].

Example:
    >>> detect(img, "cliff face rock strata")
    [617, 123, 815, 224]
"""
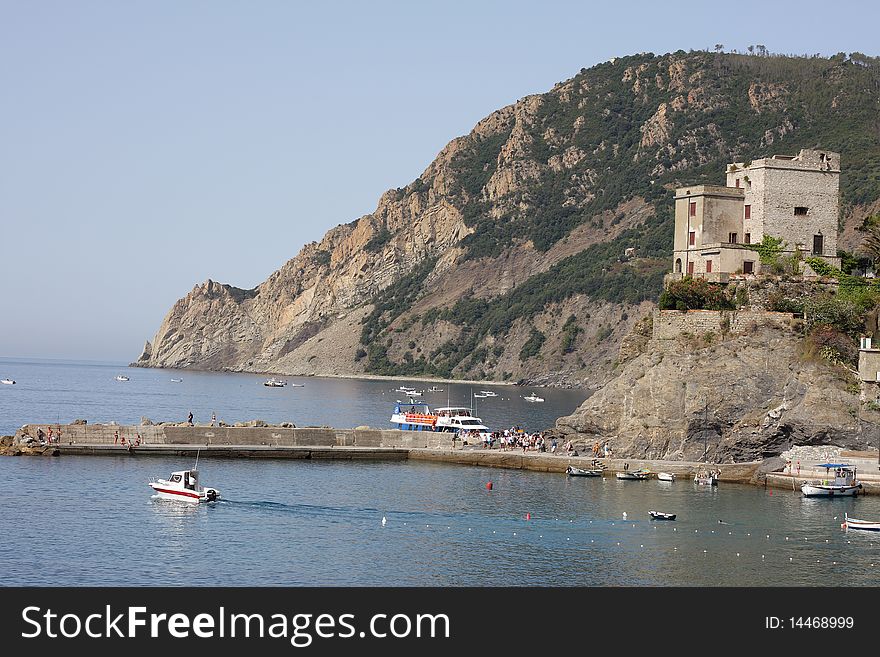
[135, 51, 880, 384]
[553, 324, 880, 461]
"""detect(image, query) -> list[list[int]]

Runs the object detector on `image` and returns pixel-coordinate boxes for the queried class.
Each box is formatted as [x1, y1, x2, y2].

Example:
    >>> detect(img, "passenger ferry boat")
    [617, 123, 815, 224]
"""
[801, 464, 862, 497]
[149, 468, 220, 503]
[390, 403, 491, 436]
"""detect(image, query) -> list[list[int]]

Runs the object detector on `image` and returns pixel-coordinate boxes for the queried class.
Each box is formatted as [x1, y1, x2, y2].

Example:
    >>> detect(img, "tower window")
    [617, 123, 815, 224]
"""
[744, 233, 751, 244]
[689, 201, 696, 217]
[744, 204, 751, 220]
[728, 233, 738, 244]
[794, 206, 808, 216]
[689, 231, 695, 246]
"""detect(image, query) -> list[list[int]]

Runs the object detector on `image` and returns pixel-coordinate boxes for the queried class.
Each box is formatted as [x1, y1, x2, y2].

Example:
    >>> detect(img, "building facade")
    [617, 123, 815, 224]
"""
[672, 149, 840, 278]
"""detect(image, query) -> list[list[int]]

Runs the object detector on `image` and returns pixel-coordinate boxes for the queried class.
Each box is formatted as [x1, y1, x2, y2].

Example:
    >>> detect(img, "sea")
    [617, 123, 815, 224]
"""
[1, 358, 880, 586]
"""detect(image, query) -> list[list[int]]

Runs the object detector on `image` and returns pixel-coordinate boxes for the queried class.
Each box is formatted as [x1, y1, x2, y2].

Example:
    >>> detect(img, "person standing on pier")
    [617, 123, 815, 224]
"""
[211, 412, 216, 427]
[187, 411, 193, 426]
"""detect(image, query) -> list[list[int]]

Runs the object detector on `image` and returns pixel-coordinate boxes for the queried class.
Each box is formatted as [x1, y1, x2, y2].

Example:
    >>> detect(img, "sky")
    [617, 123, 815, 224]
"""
[1, 0, 878, 362]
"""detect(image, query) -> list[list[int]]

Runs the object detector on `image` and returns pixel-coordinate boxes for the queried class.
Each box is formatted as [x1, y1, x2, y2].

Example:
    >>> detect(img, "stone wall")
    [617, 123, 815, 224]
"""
[15, 423, 456, 450]
[652, 308, 799, 340]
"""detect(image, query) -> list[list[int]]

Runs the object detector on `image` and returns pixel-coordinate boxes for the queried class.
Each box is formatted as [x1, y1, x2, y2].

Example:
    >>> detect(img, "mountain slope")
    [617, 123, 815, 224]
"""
[135, 50, 880, 385]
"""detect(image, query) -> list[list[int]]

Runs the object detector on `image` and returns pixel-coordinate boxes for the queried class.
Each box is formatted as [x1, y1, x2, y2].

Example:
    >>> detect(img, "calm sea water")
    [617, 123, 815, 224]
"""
[1, 455, 879, 586]
[0, 358, 586, 436]
[1, 359, 879, 586]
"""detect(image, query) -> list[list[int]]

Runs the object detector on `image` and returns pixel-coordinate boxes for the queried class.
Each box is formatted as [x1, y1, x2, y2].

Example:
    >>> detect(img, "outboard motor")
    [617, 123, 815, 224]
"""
[205, 488, 219, 502]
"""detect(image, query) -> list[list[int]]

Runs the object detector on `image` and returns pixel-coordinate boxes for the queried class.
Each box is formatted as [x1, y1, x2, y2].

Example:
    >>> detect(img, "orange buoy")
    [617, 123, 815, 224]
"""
[486, 481, 493, 490]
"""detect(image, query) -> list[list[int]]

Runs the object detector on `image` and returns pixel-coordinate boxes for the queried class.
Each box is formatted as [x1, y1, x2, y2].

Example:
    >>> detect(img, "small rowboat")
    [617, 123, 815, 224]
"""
[657, 472, 675, 482]
[649, 511, 676, 521]
[616, 469, 651, 480]
[842, 514, 880, 531]
[566, 465, 602, 477]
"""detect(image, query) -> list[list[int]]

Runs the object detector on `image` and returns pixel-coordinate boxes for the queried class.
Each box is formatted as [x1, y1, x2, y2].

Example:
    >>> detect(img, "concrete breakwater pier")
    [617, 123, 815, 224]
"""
[8, 422, 880, 494]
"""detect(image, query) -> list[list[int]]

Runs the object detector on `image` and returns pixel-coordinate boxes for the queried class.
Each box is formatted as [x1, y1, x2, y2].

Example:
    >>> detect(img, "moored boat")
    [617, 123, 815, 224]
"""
[657, 472, 675, 482]
[566, 465, 603, 477]
[390, 401, 438, 431]
[801, 464, 861, 497]
[649, 511, 676, 520]
[842, 513, 880, 531]
[149, 468, 220, 503]
[616, 469, 651, 480]
[264, 377, 286, 387]
[115, 375, 130, 382]
[523, 393, 545, 403]
[479, 391, 498, 397]
[694, 470, 719, 486]
[1, 378, 15, 385]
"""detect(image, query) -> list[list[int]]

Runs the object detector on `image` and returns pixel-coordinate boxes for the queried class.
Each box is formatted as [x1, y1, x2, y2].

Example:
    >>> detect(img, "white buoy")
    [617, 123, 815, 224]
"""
[382, 516, 387, 526]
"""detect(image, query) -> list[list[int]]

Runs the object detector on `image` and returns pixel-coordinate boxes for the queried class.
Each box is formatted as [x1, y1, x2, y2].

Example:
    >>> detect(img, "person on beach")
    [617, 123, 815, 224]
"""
[187, 412, 194, 426]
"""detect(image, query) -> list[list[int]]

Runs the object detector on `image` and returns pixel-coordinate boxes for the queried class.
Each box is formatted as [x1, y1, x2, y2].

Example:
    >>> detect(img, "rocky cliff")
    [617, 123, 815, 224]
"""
[552, 313, 880, 461]
[135, 50, 880, 385]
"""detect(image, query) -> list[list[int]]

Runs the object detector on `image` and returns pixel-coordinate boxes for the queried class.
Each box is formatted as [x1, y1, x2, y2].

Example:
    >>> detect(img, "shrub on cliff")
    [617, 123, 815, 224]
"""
[659, 277, 734, 311]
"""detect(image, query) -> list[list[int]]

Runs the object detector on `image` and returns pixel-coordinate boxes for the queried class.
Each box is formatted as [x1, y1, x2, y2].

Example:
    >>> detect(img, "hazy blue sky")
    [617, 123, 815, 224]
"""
[2, 0, 878, 362]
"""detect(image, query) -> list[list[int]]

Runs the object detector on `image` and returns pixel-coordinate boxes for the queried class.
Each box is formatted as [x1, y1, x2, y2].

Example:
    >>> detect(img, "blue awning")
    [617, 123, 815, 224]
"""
[816, 463, 852, 469]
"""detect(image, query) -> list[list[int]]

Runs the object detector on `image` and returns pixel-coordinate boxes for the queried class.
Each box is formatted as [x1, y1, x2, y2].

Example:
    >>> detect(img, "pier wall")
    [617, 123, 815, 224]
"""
[15, 423, 456, 450]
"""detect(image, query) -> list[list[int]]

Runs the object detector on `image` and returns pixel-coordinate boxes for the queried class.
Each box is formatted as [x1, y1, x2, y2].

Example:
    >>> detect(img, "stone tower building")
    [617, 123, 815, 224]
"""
[672, 149, 840, 279]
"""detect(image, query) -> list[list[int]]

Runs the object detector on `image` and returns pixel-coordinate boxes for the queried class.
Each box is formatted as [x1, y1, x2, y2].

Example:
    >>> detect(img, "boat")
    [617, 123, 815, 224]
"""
[566, 465, 602, 477]
[433, 407, 491, 436]
[801, 464, 862, 497]
[148, 457, 220, 504]
[1, 379, 15, 385]
[523, 393, 545, 403]
[115, 375, 130, 382]
[473, 393, 490, 399]
[426, 386, 444, 393]
[264, 378, 287, 387]
[657, 472, 676, 482]
[616, 469, 651, 480]
[694, 470, 719, 486]
[170, 378, 183, 382]
[390, 401, 438, 432]
[479, 391, 498, 397]
[649, 511, 676, 520]
[842, 513, 880, 531]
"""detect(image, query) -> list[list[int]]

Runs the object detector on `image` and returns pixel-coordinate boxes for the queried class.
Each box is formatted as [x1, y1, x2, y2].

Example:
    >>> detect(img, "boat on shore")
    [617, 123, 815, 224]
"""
[566, 465, 602, 477]
[649, 511, 676, 520]
[149, 467, 220, 503]
[1, 378, 15, 385]
[842, 513, 880, 531]
[657, 472, 675, 482]
[801, 464, 862, 497]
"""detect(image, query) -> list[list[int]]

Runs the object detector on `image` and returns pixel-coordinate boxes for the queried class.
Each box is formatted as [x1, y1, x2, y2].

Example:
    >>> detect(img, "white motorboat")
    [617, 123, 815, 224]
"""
[523, 393, 545, 403]
[473, 393, 490, 399]
[433, 407, 491, 436]
[842, 513, 880, 531]
[649, 511, 676, 520]
[264, 378, 287, 387]
[1, 378, 15, 385]
[149, 467, 220, 503]
[170, 378, 183, 382]
[479, 391, 498, 397]
[657, 472, 676, 482]
[115, 375, 130, 382]
[801, 464, 861, 497]
[426, 386, 444, 393]
[566, 465, 602, 477]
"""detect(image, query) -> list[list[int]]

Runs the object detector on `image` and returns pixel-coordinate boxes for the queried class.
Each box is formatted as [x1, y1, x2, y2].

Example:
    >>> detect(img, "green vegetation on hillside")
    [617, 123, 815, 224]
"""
[360, 50, 880, 378]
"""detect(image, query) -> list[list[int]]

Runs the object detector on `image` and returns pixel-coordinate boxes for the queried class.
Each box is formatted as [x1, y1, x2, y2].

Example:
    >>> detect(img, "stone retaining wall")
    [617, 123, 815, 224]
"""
[652, 308, 799, 340]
